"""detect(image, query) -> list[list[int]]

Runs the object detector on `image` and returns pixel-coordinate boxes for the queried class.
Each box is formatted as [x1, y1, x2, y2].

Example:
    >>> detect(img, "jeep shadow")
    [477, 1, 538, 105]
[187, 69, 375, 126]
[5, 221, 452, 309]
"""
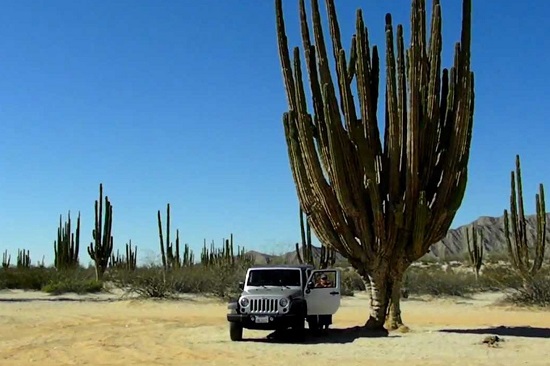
[242, 326, 392, 344]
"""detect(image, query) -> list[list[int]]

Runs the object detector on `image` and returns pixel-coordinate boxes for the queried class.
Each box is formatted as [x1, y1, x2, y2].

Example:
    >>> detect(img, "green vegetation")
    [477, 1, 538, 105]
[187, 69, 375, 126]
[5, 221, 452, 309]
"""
[2, 255, 549, 308]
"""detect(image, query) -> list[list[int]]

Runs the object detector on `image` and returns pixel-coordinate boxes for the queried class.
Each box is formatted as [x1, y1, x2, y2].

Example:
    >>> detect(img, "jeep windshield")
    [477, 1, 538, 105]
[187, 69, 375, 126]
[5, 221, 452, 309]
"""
[246, 269, 301, 287]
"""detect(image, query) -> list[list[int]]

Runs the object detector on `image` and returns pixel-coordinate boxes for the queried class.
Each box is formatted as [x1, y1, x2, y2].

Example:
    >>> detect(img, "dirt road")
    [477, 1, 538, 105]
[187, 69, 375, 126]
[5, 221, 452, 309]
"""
[0, 290, 548, 365]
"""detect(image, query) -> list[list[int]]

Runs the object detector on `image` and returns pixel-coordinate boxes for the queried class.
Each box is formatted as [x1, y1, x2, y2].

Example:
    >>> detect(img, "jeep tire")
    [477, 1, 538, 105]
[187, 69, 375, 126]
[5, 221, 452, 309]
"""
[307, 316, 320, 332]
[292, 319, 306, 342]
[229, 321, 243, 341]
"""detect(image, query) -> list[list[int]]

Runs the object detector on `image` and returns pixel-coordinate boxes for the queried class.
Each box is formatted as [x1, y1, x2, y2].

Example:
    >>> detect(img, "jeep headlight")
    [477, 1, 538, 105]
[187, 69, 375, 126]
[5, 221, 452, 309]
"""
[279, 298, 289, 307]
[239, 297, 249, 307]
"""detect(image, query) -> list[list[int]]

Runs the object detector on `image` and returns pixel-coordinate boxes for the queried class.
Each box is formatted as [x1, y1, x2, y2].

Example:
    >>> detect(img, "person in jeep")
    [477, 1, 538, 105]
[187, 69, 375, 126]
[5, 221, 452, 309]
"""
[315, 273, 332, 288]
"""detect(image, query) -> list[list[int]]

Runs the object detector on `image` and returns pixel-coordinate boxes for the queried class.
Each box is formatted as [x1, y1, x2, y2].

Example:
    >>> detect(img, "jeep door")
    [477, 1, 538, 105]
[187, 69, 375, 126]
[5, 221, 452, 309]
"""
[304, 269, 341, 315]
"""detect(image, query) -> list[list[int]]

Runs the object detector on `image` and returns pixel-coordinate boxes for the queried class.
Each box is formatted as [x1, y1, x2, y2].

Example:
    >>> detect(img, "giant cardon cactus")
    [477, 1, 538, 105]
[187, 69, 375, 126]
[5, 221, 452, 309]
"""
[275, 0, 474, 330]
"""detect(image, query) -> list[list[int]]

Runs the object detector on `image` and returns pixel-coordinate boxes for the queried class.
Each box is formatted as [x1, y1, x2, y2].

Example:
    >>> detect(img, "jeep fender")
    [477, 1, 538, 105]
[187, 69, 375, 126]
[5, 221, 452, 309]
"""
[227, 302, 238, 315]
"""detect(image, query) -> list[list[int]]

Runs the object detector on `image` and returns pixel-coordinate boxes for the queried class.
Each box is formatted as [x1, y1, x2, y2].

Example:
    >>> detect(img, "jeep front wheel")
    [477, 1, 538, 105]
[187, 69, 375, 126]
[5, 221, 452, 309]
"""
[229, 321, 243, 341]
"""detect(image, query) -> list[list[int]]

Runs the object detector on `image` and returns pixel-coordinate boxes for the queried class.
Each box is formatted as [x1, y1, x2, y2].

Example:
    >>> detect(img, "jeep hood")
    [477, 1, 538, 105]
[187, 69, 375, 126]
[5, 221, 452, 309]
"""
[241, 287, 302, 298]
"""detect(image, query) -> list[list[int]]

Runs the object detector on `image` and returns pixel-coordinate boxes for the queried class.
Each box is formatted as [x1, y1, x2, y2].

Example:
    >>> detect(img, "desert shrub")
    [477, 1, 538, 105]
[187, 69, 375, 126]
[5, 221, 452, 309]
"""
[42, 278, 103, 295]
[120, 267, 178, 299]
[41, 268, 103, 295]
[195, 264, 246, 299]
[340, 269, 365, 296]
[502, 275, 550, 308]
[476, 265, 523, 290]
[110, 263, 248, 300]
[0, 266, 102, 295]
[108, 266, 177, 299]
[404, 266, 475, 297]
[0, 267, 55, 290]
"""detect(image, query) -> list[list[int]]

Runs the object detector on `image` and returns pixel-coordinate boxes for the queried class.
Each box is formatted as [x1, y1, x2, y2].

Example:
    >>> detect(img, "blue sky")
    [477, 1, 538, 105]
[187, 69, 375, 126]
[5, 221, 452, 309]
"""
[0, 0, 548, 266]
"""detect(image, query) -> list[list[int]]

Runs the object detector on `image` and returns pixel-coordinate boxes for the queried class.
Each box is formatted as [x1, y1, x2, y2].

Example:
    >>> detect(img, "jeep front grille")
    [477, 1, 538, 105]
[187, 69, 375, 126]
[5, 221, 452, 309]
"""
[250, 298, 279, 313]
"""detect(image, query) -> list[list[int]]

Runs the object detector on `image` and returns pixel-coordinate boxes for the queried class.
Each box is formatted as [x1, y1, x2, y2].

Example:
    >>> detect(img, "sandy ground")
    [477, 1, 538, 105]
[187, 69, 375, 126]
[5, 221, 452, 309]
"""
[0, 290, 549, 366]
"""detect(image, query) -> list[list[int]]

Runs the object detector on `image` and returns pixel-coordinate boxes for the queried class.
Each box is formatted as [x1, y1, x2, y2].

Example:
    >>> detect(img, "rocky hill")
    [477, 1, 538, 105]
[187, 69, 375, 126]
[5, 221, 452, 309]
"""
[429, 212, 550, 259]
[246, 213, 550, 264]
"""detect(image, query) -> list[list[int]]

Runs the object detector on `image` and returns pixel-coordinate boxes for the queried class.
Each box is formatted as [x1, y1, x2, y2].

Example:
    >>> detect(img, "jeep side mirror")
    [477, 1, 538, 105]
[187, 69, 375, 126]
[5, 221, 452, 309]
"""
[238, 281, 244, 290]
[307, 281, 315, 289]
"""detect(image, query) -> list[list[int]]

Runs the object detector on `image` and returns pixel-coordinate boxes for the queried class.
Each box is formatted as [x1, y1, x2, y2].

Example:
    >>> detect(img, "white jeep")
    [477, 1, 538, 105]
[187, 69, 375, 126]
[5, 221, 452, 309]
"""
[226, 264, 342, 341]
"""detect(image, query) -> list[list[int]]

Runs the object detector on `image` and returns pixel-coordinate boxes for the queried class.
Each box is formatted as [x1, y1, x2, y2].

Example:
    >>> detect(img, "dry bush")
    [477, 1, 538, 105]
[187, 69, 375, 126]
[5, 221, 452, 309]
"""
[502, 275, 550, 308]
[475, 265, 523, 290]
[109, 263, 248, 300]
[404, 266, 476, 297]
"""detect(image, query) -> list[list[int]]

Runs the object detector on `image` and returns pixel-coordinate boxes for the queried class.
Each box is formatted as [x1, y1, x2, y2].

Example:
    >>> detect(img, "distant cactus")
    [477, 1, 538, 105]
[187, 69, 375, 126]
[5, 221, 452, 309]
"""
[182, 239, 194, 267]
[466, 226, 483, 279]
[157, 203, 193, 270]
[504, 155, 547, 291]
[87, 183, 114, 281]
[16, 249, 31, 269]
[200, 234, 252, 267]
[2, 250, 10, 269]
[54, 211, 80, 270]
[295, 207, 336, 269]
[110, 240, 138, 271]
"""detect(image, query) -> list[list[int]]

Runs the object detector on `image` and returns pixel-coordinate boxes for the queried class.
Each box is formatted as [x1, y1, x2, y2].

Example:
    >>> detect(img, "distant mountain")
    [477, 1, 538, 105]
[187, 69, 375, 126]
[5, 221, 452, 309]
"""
[245, 212, 550, 264]
[429, 212, 550, 259]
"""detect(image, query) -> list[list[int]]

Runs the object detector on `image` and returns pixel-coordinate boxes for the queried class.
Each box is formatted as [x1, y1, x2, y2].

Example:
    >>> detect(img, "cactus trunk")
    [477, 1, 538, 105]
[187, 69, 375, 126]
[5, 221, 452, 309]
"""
[275, 0, 474, 330]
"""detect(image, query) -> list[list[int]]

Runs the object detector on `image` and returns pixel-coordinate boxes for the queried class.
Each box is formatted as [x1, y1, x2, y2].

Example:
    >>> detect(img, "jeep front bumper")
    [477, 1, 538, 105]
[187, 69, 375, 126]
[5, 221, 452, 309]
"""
[227, 313, 301, 330]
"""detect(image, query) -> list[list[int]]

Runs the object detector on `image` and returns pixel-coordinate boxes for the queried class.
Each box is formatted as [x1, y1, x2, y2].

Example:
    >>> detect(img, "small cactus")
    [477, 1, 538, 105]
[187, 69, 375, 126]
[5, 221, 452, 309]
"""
[466, 226, 484, 279]
[16, 249, 31, 269]
[109, 240, 138, 271]
[157, 203, 193, 270]
[200, 234, 252, 267]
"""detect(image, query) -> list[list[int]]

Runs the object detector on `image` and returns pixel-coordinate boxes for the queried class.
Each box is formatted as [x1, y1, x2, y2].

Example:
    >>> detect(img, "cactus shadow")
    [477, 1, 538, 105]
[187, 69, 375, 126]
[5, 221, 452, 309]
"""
[245, 326, 393, 344]
[439, 325, 550, 339]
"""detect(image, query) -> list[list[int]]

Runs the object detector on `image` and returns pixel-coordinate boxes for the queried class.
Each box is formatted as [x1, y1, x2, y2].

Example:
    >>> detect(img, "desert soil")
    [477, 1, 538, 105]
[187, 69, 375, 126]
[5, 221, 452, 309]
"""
[0, 289, 549, 366]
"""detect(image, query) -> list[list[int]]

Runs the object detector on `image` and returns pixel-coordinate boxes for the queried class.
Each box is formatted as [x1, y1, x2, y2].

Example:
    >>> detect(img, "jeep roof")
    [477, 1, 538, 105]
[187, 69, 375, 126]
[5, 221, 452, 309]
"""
[247, 264, 315, 270]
